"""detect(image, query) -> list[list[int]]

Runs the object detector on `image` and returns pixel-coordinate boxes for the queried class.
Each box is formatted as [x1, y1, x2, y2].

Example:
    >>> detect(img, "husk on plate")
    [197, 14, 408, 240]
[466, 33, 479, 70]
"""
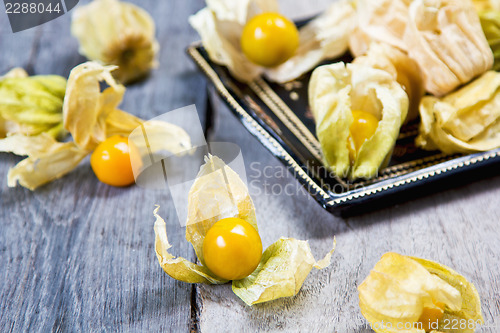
[353, 0, 493, 96]
[154, 155, 335, 305]
[353, 42, 424, 123]
[308, 62, 408, 180]
[417, 71, 500, 154]
[189, 0, 357, 83]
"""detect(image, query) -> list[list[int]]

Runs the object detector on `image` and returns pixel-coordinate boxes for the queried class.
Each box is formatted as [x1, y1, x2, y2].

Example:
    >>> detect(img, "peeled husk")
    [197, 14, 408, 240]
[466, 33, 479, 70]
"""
[308, 62, 408, 179]
[0, 133, 87, 190]
[479, 9, 500, 71]
[353, 43, 424, 122]
[416, 70, 500, 153]
[190, 0, 356, 83]
[358, 252, 483, 333]
[354, 0, 493, 96]
[3, 62, 190, 190]
[154, 155, 335, 305]
[233, 237, 335, 306]
[473, 0, 500, 12]
[71, 0, 159, 84]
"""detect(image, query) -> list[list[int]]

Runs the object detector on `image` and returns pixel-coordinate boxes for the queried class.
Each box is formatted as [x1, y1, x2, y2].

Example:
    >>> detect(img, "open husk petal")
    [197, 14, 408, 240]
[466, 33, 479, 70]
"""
[353, 43, 424, 122]
[232, 237, 335, 306]
[358, 253, 483, 333]
[154, 155, 336, 306]
[153, 206, 227, 284]
[416, 71, 500, 153]
[308, 62, 408, 179]
[0, 134, 88, 190]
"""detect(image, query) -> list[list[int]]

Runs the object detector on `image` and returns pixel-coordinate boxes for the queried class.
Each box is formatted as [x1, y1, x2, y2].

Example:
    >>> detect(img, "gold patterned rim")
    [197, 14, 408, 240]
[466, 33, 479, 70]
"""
[248, 78, 465, 187]
[187, 43, 500, 209]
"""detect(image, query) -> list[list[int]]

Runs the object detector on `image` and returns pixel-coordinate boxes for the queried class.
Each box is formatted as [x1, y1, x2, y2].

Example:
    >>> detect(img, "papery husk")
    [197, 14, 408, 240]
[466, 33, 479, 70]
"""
[232, 237, 335, 306]
[154, 205, 227, 284]
[416, 71, 500, 154]
[479, 9, 500, 71]
[0, 69, 67, 139]
[0, 68, 79, 190]
[358, 253, 483, 333]
[308, 62, 408, 179]
[0, 67, 28, 79]
[63, 62, 126, 151]
[190, 0, 356, 83]
[0, 134, 88, 190]
[355, 0, 493, 96]
[154, 155, 336, 306]
[411, 256, 484, 331]
[355, 0, 411, 52]
[266, 0, 357, 82]
[153, 154, 256, 284]
[189, 0, 274, 82]
[405, 0, 493, 96]
[71, 0, 159, 84]
[185, 155, 258, 265]
[3, 61, 191, 190]
[353, 43, 424, 122]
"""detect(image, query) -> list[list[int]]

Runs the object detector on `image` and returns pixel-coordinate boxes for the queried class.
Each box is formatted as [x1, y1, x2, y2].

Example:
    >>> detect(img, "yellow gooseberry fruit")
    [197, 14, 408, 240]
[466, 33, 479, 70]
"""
[240, 12, 299, 67]
[202, 217, 263, 280]
[347, 110, 379, 161]
[90, 135, 141, 187]
[416, 300, 445, 331]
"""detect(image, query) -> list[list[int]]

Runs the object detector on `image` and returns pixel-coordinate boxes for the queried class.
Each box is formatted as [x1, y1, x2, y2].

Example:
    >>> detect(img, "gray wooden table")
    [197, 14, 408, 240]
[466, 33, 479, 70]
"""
[1, 1, 499, 332]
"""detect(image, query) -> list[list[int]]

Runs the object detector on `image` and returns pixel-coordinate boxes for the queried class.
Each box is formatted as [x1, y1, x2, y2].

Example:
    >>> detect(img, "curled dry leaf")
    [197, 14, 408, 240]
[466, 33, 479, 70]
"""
[233, 237, 335, 306]
[154, 155, 335, 305]
[358, 253, 483, 333]
[2, 61, 191, 190]
[416, 71, 500, 154]
[63, 61, 127, 152]
[308, 62, 408, 179]
[190, 0, 356, 83]
[71, 0, 159, 84]
[354, 0, 493, 96]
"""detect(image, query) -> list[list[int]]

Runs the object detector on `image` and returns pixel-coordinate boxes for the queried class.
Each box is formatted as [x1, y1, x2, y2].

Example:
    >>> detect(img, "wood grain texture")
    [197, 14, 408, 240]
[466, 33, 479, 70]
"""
[1, 0, 500, 332]
[0, 0, 206, 332]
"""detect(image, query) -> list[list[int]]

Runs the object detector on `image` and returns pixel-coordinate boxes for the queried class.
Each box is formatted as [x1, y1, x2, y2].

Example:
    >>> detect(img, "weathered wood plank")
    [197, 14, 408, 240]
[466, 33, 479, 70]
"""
[196, 90, 500, 332]
[0, 0, 207, 331]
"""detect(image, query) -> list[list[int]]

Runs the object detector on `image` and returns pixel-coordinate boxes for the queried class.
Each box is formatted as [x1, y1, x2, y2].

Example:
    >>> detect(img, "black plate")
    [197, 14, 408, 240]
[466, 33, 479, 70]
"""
[187, 43, 500, 216]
